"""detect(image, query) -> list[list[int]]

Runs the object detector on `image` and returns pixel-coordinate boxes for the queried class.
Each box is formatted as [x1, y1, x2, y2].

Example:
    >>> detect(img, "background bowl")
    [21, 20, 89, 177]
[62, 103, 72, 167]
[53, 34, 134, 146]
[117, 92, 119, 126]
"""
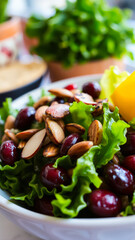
[0, 74, 135, 240]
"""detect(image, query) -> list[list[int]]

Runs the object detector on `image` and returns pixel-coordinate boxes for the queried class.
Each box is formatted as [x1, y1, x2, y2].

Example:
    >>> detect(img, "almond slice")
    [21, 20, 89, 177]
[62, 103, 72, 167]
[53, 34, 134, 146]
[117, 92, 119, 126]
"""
[4, 115, 15, 130]
[68, 141, 93, 158]
[16, 129, 39, 140]
[74, 93, 97, 105]
[2, 134, 9, 143]
[48, 88, 74, 98]
[46, 118, 65, 145]
[43, 143, 59, 157]
[88, 120, 103, 145]
[34, 96, 52, 109]
[18, 141, 26, 149]
[46, 104, 69, 119]
[35, 106, 48, 122]
[65, 123, 85, 135]
[5, 129, 19, 144]
[21, 129, 46, 159]
[42, 136, 51, 146]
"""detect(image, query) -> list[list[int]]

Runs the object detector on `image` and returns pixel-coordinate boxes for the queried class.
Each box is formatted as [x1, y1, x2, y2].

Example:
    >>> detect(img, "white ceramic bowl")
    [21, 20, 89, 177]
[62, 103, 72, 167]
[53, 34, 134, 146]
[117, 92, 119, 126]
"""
[0, 75, 135, 240]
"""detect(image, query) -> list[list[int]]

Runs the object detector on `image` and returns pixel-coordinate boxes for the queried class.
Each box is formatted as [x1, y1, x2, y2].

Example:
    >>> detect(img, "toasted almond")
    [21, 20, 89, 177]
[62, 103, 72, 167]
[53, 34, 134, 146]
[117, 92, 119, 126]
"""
[108, 102, 115, 112]
[46, 118, 65, 145]
[48, 88, 74, 98]
[88, 120, 103, 145]
[2, 134, 9, 142]
[68, 141, 93, 158]
[71, 89, 81, 95]
[57, 119, 65, 130]
[43, 143, 59, 157]
[112, 155, 119, 165]
[46, 104, 69, 119]
[21, 129, 46, 159]
[16, 129, 39, 140]
[4, 115, 15, 130]
[18, 141, 26, 149]
[65, 123, 85, 135]
[34, 96, 52, 109]
[74, 93, 96, 105]
[42, 136, 51, 146]
[50, 101, 59, 106]
[5, 129, 19, 144]
[35, 106, 48, 122]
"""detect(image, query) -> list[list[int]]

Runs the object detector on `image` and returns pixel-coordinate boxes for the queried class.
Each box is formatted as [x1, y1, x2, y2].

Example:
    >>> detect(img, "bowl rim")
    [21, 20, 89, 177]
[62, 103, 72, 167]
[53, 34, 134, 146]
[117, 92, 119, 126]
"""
[0, 73, 135, 228]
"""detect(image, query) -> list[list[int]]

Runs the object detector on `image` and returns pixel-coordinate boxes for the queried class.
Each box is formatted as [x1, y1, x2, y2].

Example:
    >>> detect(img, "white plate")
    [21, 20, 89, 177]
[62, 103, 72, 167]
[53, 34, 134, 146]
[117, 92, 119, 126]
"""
[0, 74, 135, 240]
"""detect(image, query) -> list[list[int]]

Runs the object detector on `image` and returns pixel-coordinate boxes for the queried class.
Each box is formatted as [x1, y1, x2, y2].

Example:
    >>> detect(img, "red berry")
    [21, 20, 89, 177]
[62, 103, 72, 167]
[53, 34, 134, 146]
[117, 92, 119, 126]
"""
[0, 140, 19, 166]
[40, 163, 70, 190]
[121, 132, 135, 156]
[104, 163, 134, 195]
[15, 107, 35, 130]
[88, 189, 121, 217]
[82, 82, 101, 99]
[60, 133, 82, 156]
[64, 84, 77, 91]
[34, 197, 54, 216]
[122, 155, 135, 173]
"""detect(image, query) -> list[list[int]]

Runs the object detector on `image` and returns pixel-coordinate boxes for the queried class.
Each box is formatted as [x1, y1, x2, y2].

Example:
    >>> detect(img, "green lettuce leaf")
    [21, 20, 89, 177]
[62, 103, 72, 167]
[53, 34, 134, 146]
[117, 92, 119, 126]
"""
[121, 191, 135, 216]
[129, 118, 135, 130]
[99, 66, 129, 102]
[69, 102, 95, 138]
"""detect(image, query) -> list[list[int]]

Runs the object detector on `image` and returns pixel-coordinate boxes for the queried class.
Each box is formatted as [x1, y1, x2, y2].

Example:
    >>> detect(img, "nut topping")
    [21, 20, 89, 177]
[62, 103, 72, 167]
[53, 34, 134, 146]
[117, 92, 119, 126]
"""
[5, 129, 19, 144]
[88, 120, 103, 145]
[43, 143, 59, 157]
[65, 123, 85, 135]
[34, 96, 52, 109]
[46, 118, 65, 145]
[67, 141, 93, 158]
[16, 129, 39, 140]
[35, 106, 48, 122]
[4, 115, 15, 130]
[46, 104, 69, 119]
[74, 93, 97, 105]
[48, 88, 74, 98]
[18, 141, 26, 149]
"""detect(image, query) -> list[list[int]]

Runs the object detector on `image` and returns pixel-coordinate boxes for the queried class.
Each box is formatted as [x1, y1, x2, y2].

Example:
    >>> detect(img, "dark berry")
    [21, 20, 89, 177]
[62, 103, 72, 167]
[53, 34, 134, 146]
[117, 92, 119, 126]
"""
[34, 197, 54, 216]
[64, 84, 77, 91]
[104, 163, 134, 195]
[121, 132, 135, 156]
[40, 163, 70, 190]
[122, 155, 135, 173]
[82, 82, 101, 99]
[53, 97, 65, 104]
[0, 140, 19, 165]
[88, 189, 121, 217]
[14, 107, 35, 130]
[60, 133, 82, 156]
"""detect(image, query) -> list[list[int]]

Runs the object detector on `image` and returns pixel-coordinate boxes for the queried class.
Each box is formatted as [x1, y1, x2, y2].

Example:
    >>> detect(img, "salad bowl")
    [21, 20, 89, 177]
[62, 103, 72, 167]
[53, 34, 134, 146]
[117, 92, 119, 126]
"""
[0, 73, 135, 240]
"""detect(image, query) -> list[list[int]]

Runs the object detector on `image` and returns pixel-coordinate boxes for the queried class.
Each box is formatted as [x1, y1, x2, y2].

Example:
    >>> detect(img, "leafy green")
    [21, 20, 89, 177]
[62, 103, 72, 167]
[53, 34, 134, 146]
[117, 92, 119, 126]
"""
[129, 118, 135, 130]
[26, 0, 135, 67]
[0, 0, 8, 23]
[121, 192, 135, 216]
[99, 66, 129, 102]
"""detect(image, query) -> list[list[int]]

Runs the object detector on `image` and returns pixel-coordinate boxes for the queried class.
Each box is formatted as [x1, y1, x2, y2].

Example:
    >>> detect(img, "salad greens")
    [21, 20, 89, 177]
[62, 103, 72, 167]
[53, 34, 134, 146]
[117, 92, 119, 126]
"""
[26, 0, 135, 67]
[122, 191, 135, 216]
[0, 0, 8, 23]
[129, 118, 135, 130]
[99, 66, 129, 102]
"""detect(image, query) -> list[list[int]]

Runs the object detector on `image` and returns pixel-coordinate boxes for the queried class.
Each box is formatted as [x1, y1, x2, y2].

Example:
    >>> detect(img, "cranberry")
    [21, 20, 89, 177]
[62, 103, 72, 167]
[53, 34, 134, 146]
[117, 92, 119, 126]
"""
[60, 133, 82, 156]
[82, 82, 101, 99]
[104, 163, 134, 195]
[64, 84, 77, 91]
[34, 197, 54, 216]
[88, 189, 121, 217]
[121, 132, 135, 156]
[40, 163, 70, 190]
[14, 107, 35, 130]
[52, 97, 65, 104]
[0, 140, 19, 165]
[68, 97, 75, 103]
[122, 155, 135, 173]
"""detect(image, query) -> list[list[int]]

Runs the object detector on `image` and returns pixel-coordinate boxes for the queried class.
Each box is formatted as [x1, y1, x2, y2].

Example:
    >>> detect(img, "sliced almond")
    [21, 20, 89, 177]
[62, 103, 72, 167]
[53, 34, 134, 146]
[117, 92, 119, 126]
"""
[21, 129, 46, 159]
[68, 141, 93, 158]
[2, 134, 9, 143]
[108, 102, 115, 112]
[35, 106, 48, 122]
[4, 115, 15, 130]
[34, 96, 52, 109]
[42, 136, 51, 146]
[43, 143, 59, 158]
[5, 129, 19, 144]
[50, 101, 59, 106]
[74, 93, 97, 105]
[46, 118, 65, 145]
[46, 104, 69, 119]
[71, 89, 81, 95]
[65, 123, 85, 135]
[48, 88, 74, 98]
[88, 120, 103, 145]
[18, 141, 26, 149]
[93, 98, 108, 117]
[57, 119, 65, 130]
[112, 155, 119, 165]
[16, 129, 39, 140]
